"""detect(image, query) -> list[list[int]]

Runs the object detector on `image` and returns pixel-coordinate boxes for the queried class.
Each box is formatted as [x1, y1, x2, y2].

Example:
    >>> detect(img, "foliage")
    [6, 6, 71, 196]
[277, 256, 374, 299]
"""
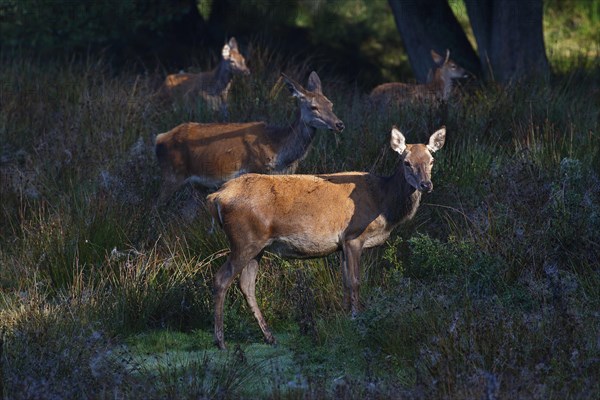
[1, 8, 599, 398]
[0, 0, 194, 56]
[544, 0, 600, 71]
[1, 0, 598, 86]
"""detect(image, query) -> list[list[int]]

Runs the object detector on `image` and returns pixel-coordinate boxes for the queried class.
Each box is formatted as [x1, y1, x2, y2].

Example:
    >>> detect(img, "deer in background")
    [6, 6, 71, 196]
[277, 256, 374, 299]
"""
[207, 126, 446, 349]
[159, 37, 250, 115]
[155, 71, 345, 204]
[370, 49, 467, 107]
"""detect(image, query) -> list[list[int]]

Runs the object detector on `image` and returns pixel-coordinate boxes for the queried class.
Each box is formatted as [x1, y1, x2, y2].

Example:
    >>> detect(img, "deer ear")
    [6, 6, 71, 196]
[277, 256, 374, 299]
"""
[222, 43, 231, 60]
[427, 126, 446, 152]
[228, 37, 238, 50]
[430, 49, 443, 65]
[306, 71, 322, 94]
[281, 73, 306, 99]
[390, 127, 407, 155]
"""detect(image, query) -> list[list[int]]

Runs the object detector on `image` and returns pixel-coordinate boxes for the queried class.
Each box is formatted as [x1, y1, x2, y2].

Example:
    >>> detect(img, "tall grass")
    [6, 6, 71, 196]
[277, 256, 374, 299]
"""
[1, 43, 599, 398]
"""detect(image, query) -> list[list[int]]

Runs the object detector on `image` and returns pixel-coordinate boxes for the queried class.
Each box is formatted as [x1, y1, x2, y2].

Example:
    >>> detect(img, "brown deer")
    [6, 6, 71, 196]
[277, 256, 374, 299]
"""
[370, 49, 467, 107]
[207, 126, 446, 349]
[155, 71, 344, 204]
[159, 37, 250, 114]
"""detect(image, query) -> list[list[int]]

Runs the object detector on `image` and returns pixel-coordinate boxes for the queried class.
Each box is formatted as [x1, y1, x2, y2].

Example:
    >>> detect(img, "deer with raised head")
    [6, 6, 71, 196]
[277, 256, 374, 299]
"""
[370, 49, 467, 107]
[155, 71, 344, 204]
[159, 37, 250, 114]
[207, 126, 446, 349]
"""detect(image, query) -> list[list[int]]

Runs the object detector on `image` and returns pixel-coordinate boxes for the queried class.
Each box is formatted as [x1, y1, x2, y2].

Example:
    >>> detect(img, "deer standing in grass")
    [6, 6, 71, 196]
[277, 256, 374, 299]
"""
[154, 71, 344, 204]
[207, 126, 446, 349]
[370, 49, 467, 107]
[159, 37, 250, 114]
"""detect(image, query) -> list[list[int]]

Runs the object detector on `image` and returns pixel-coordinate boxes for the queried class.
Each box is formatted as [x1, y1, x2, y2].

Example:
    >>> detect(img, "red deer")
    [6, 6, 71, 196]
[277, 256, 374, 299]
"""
[159, 37, 250, 114]
[154, 71, 344, 204]
[207, 126, 446, 349]
[370, 49, 467, 107]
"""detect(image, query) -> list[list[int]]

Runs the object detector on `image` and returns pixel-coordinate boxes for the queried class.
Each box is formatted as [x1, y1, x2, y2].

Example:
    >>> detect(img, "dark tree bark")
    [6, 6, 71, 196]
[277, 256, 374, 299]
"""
[388, 0, 550, 84]
[464, 0, 550, 82]
[387, 0, 481, 83]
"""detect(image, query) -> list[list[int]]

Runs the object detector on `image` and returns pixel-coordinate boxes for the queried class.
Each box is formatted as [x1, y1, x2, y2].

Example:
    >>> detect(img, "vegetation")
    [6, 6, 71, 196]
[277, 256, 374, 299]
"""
[1, 1, 599, 399]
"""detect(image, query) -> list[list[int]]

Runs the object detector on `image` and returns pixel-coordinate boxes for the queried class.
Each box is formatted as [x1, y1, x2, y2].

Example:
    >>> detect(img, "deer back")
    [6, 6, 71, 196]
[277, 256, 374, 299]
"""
[155, 122, 277, 187]
[208, 126, 446, 255]
[370, 49, 466, 106]
[159, 37, 249, 105]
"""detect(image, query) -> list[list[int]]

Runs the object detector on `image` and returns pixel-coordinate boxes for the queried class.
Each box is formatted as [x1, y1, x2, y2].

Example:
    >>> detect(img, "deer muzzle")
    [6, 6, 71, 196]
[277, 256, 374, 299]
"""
[420, 181, 433, 193]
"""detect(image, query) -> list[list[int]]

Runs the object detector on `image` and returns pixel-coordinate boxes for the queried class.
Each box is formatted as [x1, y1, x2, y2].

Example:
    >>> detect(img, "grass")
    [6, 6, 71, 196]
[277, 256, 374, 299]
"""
[1, 29, 600, 399]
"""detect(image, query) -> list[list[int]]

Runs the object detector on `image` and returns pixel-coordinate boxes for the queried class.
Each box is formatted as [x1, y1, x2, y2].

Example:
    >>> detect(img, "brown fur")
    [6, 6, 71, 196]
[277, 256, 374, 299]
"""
[155, 72, 344, 203]
[207, 127, 446, 349]
[370, 49, 467, 106]
[159, 37, 249, 110]
[155, 121, 284, 191]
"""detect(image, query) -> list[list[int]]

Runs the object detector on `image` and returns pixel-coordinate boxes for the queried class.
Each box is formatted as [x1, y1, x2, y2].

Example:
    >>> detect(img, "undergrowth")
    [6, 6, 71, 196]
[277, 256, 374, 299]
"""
[1, 42, 599, 399]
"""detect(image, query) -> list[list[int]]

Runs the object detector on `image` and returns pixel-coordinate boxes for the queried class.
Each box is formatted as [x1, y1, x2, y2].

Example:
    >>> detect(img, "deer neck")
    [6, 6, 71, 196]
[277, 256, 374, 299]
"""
[209, 61, 233, 96]
[381, 164, 422, 226]
[271, 111, 318, 173]
[429, 68, 453, 100]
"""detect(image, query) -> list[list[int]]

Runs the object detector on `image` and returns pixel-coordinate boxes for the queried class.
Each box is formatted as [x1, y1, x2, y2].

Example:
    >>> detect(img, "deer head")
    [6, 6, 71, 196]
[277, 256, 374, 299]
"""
[431, 49, 467, 81]
[222, 37, 250, 76]
[282, 71, 345, 132]
[391, 126, 446, 193]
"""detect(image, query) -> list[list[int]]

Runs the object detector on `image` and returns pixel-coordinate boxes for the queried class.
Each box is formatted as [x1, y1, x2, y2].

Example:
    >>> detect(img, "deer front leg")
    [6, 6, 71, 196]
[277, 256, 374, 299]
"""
[239, 259, 276, 345]
[219, 93, 230, 121]
[340, 251, 352, 313]
[156, 170, 183, 207]
[342, 240, 363, 318]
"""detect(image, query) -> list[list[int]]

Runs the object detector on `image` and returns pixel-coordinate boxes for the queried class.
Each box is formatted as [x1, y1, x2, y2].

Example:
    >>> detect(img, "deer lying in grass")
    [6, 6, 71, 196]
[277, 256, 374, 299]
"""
[370, 49, 467, 107]
[159, 37, 250, 114]
[155, 71, 344, 204]
[207, 126, 446, 349]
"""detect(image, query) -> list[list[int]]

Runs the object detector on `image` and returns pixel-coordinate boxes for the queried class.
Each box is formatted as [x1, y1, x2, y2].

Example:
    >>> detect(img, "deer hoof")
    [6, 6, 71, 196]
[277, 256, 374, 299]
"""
[264, 335, 277, 346]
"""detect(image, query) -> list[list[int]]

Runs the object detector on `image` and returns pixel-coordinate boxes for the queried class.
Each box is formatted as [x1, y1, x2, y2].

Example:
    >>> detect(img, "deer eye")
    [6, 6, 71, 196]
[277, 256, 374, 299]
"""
[403, 160, 411, 167]
[430, 159, 435, 165]
[310, 105, 319, 111]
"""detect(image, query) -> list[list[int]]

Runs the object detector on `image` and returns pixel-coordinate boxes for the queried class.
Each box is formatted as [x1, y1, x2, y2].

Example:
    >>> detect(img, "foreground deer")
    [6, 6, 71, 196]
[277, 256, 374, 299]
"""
[159, 37, 250, 113]
[370, 49, 467, 106]
[207, 126, 446, 349]
[154, 71, 344, 203]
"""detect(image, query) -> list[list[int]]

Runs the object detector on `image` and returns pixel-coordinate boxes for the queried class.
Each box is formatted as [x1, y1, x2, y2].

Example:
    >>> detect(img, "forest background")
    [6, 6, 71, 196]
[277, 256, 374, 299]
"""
[1, 0, 599, 399]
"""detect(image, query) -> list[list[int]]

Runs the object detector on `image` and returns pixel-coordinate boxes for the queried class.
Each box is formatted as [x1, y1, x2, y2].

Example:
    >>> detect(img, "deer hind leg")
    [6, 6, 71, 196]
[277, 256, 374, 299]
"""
[214, 256, 246, 350]
[214, 244, 266, 349]
[239, 256, 276, 345]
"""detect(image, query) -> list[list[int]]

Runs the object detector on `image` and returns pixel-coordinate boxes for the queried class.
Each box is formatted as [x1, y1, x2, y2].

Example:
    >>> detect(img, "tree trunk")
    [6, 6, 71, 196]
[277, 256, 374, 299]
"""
[464, 0, 550, 82]
[387, 0, 481, 82]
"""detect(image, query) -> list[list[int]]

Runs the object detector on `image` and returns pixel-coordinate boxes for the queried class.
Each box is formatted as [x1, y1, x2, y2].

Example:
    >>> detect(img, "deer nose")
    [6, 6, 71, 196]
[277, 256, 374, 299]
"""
[335, 121, 345, 132]
[420, 181, 433, 192]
